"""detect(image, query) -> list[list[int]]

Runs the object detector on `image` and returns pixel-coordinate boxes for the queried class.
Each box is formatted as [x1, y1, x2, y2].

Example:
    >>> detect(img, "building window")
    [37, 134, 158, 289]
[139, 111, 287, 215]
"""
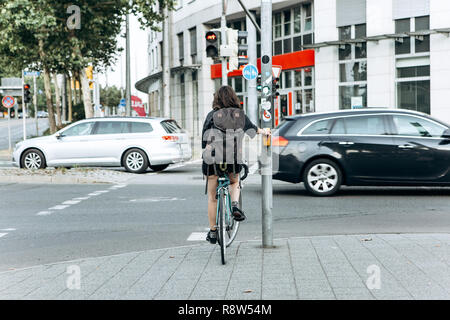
[270, 3, 314, 55]
[189, 27, 197, 64]
[396, 65, 430, 114]
[177, 33, 184, 63]
[180, 73, 186, 127]
[281, 67, 315, 115]
[338, 24, 367, 109]
[395, 16, 429, 56]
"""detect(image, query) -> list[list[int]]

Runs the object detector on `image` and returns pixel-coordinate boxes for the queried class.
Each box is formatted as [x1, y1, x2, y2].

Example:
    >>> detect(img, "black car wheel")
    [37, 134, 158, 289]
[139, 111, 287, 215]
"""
[21, 149, 47, 170]
[123, 149, 149, 174]
[303, 159, 342, 196]
[149, 164, 169, 172]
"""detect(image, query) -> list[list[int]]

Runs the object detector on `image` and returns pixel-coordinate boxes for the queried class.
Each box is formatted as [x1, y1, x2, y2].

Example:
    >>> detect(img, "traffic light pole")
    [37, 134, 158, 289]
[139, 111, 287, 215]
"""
[260, 0, 273, 248]
[125, 13, 131, 116]
[221, 0, 228, 86]
[246, 10, 258, 125]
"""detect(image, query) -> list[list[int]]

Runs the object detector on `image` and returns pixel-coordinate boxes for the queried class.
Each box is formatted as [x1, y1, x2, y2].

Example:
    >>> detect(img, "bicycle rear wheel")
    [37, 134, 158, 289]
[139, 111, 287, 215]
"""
[218, 189, 226, 265]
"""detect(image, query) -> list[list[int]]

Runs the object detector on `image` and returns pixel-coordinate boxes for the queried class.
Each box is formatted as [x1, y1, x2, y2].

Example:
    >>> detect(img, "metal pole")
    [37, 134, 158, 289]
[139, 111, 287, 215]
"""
[33, 74, 38, 136]
[260, 0, 273, 248]
[7, 107, 11, 152]
[237, 0, 261, 34]
[125, 14, 131, 116]
[221, 0, 228, 86]
[162, 5, 171, 118]
[246, 10, 258, 125]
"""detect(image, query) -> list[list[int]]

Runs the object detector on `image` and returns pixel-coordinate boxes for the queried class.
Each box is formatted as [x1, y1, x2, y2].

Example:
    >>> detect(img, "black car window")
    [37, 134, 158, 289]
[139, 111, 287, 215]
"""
[94, 121, 129, 134]
[62, 122, 95, 136]
[302, 119, 333, 135]
[345, 116, 386, 135]
[130, 122, 153, 133]
[161, 120, 184, 133]
[392, 115, 446, 137]
[331, 118, 346, 134]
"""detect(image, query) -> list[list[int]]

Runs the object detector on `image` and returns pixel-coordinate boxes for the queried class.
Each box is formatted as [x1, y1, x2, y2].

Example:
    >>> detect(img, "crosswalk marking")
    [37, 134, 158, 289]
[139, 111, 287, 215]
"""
[187, 232, 208, 241]
[0, 233, 8, 238]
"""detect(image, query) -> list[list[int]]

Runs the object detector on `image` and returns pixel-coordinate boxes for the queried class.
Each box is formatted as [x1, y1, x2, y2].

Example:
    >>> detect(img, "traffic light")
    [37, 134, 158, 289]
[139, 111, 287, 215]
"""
[256, 74, 262, 92]
[227, 29, 249, 71]
[205, 30, 220, 58]
[272, 77, 280, 98]
[237, 31, 249, 68]
[23, 84, 31, 103]
[86, 66, 94, 89]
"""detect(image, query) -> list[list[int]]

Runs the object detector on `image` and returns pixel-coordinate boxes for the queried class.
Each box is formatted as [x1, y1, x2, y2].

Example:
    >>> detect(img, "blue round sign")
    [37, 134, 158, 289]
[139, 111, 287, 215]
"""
[242, 64, 258, 81]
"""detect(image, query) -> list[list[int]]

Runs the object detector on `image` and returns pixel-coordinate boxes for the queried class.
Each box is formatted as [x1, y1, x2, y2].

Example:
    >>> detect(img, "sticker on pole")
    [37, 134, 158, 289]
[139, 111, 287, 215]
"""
[2, 96, 15, 109]
[261, 100, 271, 111]
[272, 65, 282, 78]
[263, 110, 272, 122]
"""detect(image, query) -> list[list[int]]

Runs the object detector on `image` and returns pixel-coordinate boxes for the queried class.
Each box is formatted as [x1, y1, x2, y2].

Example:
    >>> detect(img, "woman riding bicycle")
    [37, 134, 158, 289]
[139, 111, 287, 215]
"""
[202, 85, 270, 244]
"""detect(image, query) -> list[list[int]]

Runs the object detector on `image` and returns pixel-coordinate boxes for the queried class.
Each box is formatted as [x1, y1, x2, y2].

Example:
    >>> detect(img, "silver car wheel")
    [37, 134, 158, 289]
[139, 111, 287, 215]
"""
[307, 163, 338, 193]
[24, 152, 42, 169]
[126, 152, 144, 171]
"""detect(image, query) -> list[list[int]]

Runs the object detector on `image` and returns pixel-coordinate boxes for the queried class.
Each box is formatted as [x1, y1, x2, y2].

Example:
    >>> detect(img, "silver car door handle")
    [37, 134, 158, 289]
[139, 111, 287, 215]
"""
[398, 144, 414, 149]
[338, 142, 354, 145]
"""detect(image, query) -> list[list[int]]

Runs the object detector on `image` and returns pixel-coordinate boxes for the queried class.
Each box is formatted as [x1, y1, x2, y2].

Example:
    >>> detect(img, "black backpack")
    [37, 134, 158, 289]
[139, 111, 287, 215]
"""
[204, 107, 246, 166]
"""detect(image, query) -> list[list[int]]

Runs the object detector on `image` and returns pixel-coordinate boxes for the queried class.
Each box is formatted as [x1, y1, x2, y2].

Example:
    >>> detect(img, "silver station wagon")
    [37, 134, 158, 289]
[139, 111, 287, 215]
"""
[13, 117, 192, 173]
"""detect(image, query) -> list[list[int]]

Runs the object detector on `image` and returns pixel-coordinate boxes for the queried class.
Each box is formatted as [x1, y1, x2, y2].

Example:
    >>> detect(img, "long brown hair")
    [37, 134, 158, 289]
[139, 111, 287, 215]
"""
[212, 85, 242, 110]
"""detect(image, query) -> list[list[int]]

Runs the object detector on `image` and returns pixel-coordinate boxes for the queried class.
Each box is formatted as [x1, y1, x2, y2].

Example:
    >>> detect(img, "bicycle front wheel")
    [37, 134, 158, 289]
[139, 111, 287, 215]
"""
[225, 192, 241, 247]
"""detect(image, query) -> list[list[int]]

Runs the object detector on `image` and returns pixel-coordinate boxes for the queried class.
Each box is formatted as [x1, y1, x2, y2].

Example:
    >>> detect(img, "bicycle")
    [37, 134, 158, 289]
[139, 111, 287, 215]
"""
[215, 163, 248, 265]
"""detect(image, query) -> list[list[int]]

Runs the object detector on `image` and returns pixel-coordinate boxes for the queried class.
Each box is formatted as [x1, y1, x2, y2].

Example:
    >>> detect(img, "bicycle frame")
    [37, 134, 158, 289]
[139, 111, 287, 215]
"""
[216, 175, 232, 229]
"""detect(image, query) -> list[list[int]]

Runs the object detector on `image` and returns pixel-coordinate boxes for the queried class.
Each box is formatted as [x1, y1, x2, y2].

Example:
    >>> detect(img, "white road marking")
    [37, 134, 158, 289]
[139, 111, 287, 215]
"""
[49, 205, 69, 210]
[129, 197, 186, 203]
[0, 233, 8, 238]
[0, 228, 16, 231]
[62, 200, 81, 205]
[36, 211, 52, 216]
[110, 184, 127, 189]
[73, 197, 90, 201]
[187, 232, 208, 241]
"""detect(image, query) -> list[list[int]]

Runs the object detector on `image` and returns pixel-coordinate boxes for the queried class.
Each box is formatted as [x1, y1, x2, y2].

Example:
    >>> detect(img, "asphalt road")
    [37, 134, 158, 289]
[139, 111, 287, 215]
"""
[0, 162, 449, 271]
[0, 118, 49, 150]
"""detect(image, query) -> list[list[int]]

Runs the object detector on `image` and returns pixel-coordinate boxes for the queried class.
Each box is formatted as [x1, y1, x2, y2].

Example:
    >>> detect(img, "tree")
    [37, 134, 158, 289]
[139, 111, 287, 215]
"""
[0, 0, 175, 132]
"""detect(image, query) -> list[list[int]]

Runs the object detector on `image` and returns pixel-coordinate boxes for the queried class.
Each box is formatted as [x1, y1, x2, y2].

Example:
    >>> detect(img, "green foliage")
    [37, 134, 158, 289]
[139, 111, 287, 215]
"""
[100, 85, 122, 108]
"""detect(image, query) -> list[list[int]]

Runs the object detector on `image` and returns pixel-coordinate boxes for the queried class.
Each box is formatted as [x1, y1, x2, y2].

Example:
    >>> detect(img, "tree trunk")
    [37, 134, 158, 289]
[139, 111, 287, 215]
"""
[53, 73, 62, 127]
[80, 69, 94, 118]
[37, 38, 56, 134]
[43, 68, 57, 134]
[67, 74, 73, 122]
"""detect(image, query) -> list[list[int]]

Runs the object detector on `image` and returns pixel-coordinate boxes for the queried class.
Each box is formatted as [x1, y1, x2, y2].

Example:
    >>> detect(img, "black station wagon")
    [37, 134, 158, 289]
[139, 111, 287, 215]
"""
[272, 109, 450, 196]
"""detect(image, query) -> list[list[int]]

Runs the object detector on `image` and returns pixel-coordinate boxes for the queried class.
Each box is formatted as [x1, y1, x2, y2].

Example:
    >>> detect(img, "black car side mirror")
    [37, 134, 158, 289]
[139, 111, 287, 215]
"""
[55, 133, 64, 139]
[442, 129, 450, 139]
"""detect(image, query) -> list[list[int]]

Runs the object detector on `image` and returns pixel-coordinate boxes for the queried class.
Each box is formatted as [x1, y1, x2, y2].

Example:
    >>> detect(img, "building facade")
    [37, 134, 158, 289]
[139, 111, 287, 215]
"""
[136, 0, 450, 139]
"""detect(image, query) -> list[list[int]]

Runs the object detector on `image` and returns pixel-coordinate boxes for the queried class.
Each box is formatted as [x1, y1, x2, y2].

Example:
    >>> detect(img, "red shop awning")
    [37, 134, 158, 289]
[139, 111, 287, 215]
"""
[210, 49, 315, 79]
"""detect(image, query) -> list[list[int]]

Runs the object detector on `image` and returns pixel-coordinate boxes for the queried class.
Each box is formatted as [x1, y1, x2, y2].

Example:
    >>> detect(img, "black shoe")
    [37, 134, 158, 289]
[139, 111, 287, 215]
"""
[206, 229, 217, 244]
[232, 206, 246, 221]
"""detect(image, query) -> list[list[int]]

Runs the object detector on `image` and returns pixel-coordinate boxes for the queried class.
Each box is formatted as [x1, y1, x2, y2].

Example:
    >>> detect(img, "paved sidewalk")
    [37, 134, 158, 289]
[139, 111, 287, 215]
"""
[0, 233, 449, 300]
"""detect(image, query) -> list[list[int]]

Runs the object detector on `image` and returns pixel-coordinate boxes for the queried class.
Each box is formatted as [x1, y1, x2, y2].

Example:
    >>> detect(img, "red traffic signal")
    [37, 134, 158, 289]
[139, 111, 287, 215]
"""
[24, 84, 31, 90]
[205, 31, 217, 42]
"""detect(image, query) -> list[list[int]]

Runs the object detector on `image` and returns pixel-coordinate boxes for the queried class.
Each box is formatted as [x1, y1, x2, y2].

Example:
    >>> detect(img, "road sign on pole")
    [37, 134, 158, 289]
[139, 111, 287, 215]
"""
[272, 65, 282, 79]
[2, 96, 15, 109]
[242, 63, 258, 81]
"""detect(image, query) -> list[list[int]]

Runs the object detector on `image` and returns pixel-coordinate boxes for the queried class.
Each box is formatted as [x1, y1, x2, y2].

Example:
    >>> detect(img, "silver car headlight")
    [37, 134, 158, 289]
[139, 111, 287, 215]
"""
[14, 142, 23, 151]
